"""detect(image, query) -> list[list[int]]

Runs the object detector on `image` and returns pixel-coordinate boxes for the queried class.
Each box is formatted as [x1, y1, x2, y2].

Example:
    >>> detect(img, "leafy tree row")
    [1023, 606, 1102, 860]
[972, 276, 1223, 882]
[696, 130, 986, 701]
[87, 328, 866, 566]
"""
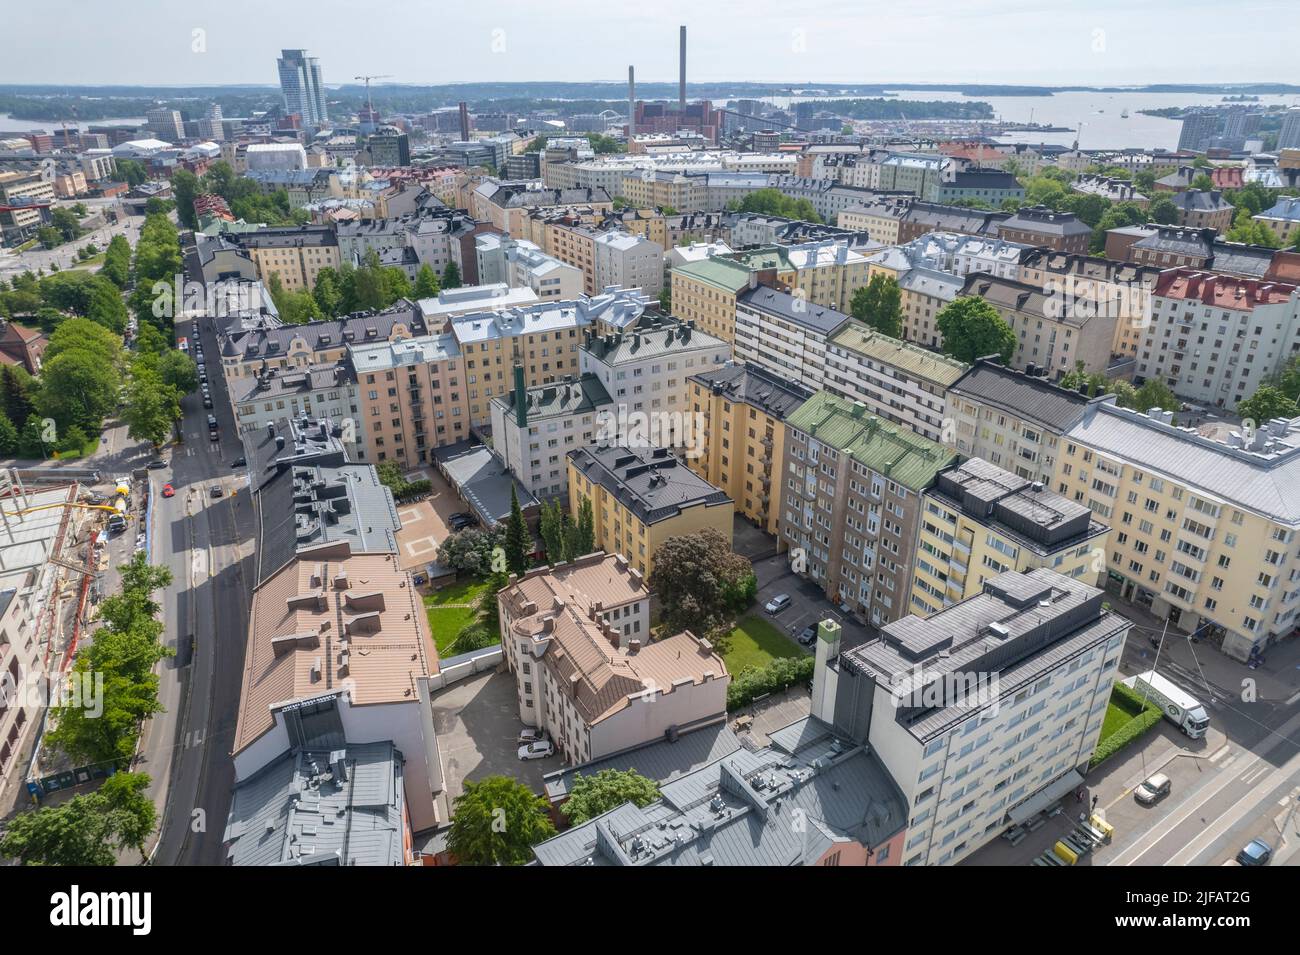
[724, 187, 822, 224]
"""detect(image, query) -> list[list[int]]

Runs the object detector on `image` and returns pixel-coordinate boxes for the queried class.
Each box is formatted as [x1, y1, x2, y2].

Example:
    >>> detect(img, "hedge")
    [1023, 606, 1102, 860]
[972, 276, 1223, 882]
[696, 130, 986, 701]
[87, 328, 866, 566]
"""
[1090, 684, 1163, 768]
[727, 654, 816, 711]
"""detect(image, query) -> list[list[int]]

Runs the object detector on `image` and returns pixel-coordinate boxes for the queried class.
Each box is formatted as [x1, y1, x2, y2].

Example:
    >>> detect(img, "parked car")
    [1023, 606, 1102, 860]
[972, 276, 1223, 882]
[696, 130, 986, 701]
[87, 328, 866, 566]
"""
[202, 398, 213, 409]
[517, 727, 546, 745]
[207, 415, 218, 430]
[518, 740, 555, 761]
[796, 625, 817, 646]
[161, 483, 175, 498]
[231, 457, 246, 468]
[764, 593, 792, 615]
[1236, 839, 1272, 866]
[209, 485, 223, 499]
[146, 459, 168, 470]
[1134, 773, 1171, 805]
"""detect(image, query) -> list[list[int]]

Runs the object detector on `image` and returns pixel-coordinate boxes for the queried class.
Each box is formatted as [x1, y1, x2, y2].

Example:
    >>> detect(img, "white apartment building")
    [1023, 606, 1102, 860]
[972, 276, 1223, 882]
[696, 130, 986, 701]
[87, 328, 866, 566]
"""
[812, 567, 1131, 866]
[498, 553, 728, 766]
[734, 286, 852, 390]
[232, 363, 364, 457]
[476, 235, 584, 301]
[593, 230, 664, 297]
[823, 323, 968, 442]
[490, 371, 612, 499]
[579, 313, 730, 433]
[901, 231, 1031, 280]
[1136, 269, 1300, 412]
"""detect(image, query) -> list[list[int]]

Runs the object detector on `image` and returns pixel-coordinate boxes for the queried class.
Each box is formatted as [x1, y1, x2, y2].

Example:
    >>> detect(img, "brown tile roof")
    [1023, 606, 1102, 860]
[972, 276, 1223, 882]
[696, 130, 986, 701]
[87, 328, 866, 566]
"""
[501, 551, 647, 621]
[233, 545, 437, 754]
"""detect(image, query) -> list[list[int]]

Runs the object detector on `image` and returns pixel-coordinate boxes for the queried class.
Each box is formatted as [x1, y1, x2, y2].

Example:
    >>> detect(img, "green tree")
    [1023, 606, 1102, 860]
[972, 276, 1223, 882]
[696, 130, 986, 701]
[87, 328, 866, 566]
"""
[538, 499, 567, 563]
[562, 769, 661, 825]
[1147, 195, 1180, 225]
[1132, 378, 1180, 415]
[0, 411, 18, 455]
[1237, 386, 1299, 425]
[936, 296, 1015, 364]
[567, 497, 595, 562]
[154, 350, 198, 395]
[413, 263, 440, 299]
[37, 349, 121, 433]
[113, 158, 147, 187]
[0, 771, 157, 866]
[848, 273, 903, 338]
[17, 414, 51, 458]
[1191, 173, 1215, 192]
[101, 234, 132, 288]
[649, 527, 753, 637]
[312, 267, 344, 317]
[171, 169, 200, 229]
[51, 207, 83, 243]
[123, 369, 180, 447]
[441, 261, 462, 290]
[446, 776, 557, 866]
[503, 484, 530, 576]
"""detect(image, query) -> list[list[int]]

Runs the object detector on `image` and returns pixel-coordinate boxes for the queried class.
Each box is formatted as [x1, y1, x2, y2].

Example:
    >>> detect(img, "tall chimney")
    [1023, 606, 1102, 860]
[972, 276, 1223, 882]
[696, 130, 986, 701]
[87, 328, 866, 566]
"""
[678, 26, 687, 112]
[458, 101, 470, 143]
[628, 65, 636, 140]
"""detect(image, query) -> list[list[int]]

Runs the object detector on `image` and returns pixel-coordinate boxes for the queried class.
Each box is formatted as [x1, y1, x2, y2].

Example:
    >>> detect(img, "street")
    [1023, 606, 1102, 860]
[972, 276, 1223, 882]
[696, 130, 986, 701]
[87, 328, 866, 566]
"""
[0, 201, 145, 280]
[135, 308, 255, 866]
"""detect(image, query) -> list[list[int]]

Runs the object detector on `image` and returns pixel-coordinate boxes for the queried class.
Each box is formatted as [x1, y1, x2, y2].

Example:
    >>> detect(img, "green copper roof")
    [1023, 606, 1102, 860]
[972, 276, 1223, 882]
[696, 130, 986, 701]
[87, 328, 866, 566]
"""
[785, 390, 958, 492]
[672, 256, 753, 293]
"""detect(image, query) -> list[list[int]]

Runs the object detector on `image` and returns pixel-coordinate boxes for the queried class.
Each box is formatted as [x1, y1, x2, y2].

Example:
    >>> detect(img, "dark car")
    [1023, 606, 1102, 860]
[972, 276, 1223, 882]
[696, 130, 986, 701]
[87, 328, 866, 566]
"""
[146, 459, 168, 470]
[209, 485, 223, 499]
[231, 457, 246, 468]
[796, 625, 818, 646]
[202, 398, 213, 409]
[1236, 839, 1272, 866]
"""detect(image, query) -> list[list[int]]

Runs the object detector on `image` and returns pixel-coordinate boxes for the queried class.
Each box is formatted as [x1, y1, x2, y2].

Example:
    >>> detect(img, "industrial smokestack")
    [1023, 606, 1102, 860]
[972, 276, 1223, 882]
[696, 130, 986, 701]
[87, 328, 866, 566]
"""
[678, 26, 687, 112]
[628, 66, 636, 140]
[458, 101, 469, 143]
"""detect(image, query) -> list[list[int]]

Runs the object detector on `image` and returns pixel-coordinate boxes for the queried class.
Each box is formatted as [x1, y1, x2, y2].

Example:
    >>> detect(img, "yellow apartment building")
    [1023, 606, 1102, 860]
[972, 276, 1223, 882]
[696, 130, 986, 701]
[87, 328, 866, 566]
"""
[567, 444, 734, 578]
[686, 362, 813, 537]
[911, 457, 1110, 617]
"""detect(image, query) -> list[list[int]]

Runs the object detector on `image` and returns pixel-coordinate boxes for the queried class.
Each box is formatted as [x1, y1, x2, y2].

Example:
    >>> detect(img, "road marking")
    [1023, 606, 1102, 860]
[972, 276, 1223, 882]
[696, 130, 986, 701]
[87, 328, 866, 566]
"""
[1287, 689, 1300, 706]
[1209, 744, 1230, 763]
[1242, 764, 1272, 786]
[1220, 754, 1237, 771]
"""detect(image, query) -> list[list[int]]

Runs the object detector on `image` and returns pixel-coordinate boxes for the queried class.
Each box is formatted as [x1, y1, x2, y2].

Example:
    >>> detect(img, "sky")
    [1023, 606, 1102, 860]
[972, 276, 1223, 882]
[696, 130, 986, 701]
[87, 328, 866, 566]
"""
[2, 0, 1297, 88]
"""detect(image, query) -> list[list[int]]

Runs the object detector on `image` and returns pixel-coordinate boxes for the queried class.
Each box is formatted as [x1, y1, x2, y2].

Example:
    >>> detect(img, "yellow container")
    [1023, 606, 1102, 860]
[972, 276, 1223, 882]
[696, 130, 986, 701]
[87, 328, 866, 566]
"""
[1053, 840, 1078, 865]
[1089, 814, 1114, 842]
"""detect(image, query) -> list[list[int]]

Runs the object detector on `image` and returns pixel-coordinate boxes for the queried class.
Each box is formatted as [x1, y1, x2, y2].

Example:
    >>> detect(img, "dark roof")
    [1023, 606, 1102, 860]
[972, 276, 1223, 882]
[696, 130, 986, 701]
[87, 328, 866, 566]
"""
[737, 286, 852, 336]
[998, 205, 1092, 237]
[686, 361, 814, 421]
[902, 200, 1009, 237]
[567, 445, 731, 525]
[947, 357, 1112, 432]
[242, 416, 400, 584]
[1170, 189, 1233, 213]
[222, 300, 426, 362]
[946, 170, 1023, 191]
[228, 225, 337, 249]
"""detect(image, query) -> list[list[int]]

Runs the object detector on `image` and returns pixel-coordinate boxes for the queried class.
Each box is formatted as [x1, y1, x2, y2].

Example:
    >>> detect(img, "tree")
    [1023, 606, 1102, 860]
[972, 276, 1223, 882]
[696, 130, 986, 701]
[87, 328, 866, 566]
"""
[37, 349, 121, 433]
[0, 412, 18, 455]
[538, 499, 567, 563]
[571, 498, 595, 560]
[101, 234, 132, 288]
[734, 188, 822, 223]
[312, 267, 344, 317]
[441, 261, 462, 290]
[123, 369, 180, 447]
[171, 169, 200, 229]
[51, 207, 83, 243]
[413, 263, 440, 299]
[1132, 378, 1179, 415]
[447, 776, 556, 865]
[1059, 360, 1109, 398]
[936, 296, 1015, 364]
[1147, 195, 1180, 225]
[1237, 386, 1299, 425]
[0, 771, 157, 866]
[649, 527, 754, 637]
[1224, 208, 1283, 248]
[503, 484, 530, 576]
[849, 274, 903, 338]
[658, 287, 671, 313]
[1191, 173, 1215, 192]
[113, 158, 147, 187]
[562, 769, 661, 825]
[436, 527, 502, 575]
[154, 350, 198, 395]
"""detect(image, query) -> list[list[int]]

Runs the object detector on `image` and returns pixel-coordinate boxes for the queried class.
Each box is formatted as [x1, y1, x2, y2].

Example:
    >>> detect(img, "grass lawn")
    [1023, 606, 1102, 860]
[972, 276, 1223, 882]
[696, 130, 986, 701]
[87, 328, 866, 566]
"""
[423, 577, 494, 655]
[69, 253, 106, 270]
[718, 614, 803, 675]
[1099, 691, 1146, 744]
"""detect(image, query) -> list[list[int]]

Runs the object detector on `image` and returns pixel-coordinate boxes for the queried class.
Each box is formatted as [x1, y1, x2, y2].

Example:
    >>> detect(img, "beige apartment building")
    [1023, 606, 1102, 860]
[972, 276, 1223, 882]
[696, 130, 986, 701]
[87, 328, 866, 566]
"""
[348, 333, 472, 465]
[568, 444, 734, 579]
[823, 322, 968, 442]
[898, 267, 964, 349]
[230, 226, 342, 292]
[960, 274, 1118, 377]
[1017, 250, 1162, 359]
[686, 362, 813, 537]
[837, 199, 911, 245]
[1055, 404, 1300, 662]
[911, 457, 1110, 617]
[620, 171, 706, 212]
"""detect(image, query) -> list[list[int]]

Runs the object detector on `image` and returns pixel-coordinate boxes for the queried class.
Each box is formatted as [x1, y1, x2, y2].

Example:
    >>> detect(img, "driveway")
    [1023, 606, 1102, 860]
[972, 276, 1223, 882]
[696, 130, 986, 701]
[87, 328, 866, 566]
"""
[430, 669, 561, 808]
[752, 551, 874, 652]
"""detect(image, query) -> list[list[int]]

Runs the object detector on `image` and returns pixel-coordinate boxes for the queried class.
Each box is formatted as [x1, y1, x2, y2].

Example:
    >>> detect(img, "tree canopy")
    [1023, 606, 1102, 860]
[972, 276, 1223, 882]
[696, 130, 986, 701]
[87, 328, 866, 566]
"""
[562, 769, 661, 825]
[648, 527, 756, 637]
[446, 776, 557, 866]
[936, 296, 1015, 365]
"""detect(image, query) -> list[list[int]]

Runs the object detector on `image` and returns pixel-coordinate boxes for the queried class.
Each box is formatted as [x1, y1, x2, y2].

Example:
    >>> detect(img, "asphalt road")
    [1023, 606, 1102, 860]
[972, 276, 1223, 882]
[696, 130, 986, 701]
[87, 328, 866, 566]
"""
[0, 207, 146, 279]
[141, 313, 256, 866]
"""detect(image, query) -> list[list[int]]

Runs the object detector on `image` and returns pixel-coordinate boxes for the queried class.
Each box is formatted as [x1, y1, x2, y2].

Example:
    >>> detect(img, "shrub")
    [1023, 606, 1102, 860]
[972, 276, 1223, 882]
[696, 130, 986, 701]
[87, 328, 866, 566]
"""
[453, 623, 500, 654]
[726, 654, 816, 711]
[1090, 686, 1163, 768]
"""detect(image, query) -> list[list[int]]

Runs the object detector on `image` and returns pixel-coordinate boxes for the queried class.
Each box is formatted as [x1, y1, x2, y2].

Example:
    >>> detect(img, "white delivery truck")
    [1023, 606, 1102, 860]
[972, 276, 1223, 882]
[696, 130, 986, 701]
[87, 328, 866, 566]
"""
[1120, 670, 1210, 739]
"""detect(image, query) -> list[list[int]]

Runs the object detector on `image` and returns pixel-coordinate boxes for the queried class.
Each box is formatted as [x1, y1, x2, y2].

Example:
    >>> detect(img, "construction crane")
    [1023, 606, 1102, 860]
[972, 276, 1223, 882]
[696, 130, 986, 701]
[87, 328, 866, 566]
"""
[0, 501, 129, 520]
[354, 74, 393, 118]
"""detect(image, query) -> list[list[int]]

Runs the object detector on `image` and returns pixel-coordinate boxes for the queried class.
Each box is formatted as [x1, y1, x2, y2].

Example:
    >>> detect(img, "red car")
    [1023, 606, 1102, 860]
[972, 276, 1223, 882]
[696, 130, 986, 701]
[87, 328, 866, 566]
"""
[161, 483, 175, 498]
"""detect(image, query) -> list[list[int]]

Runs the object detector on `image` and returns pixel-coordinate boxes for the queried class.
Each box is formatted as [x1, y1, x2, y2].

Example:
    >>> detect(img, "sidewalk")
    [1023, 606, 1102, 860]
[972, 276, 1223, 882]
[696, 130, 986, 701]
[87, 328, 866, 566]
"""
[1112, 595, 1300, 705]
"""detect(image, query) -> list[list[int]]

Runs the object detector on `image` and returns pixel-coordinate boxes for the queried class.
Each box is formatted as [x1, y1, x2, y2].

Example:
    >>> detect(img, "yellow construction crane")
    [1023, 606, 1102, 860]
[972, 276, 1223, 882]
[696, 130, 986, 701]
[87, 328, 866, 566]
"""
[354, 74, 393, 119]
[0, 501, 129, 520]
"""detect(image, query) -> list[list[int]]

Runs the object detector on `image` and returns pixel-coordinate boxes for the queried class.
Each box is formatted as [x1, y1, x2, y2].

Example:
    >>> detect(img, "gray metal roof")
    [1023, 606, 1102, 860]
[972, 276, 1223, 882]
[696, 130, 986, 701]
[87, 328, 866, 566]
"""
[947, 357, 1115, 432]
[432, 441, 540, 527]
[531, 716, 908, 866]
[567, 445, 732, 526]
[543, 720, 742, 802]
[686, 361, 813, 422]
[1065, 403, 1300, 525]
[737, 286, 852, 336]
[223, 742, 406, 866]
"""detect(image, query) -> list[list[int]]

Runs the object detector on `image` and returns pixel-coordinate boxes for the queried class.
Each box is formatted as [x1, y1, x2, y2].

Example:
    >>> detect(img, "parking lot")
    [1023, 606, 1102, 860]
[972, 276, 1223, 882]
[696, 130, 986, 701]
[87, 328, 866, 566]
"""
[430, 669, 561, 808]
[393, 466, 478, 572]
